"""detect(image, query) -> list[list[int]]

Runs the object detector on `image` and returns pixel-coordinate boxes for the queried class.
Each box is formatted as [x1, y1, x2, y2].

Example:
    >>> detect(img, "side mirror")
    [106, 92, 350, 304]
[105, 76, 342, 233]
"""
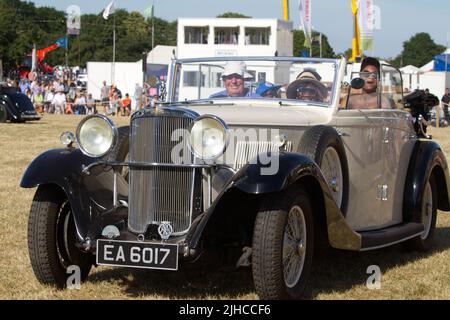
[350, 78, 365, 90]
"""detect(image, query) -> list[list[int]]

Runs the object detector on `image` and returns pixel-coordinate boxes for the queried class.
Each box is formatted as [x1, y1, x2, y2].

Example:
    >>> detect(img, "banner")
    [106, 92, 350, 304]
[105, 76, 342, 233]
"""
[298, 0, 312, 48]
[358, 0, 374, 51]
[67, 5, 81, 35]
[103, 0, 116, 20]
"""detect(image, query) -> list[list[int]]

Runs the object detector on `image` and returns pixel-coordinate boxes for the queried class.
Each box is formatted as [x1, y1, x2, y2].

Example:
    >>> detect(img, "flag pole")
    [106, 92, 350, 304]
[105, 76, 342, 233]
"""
[151, 1, 155, 52]
[112, 10, 116, 85]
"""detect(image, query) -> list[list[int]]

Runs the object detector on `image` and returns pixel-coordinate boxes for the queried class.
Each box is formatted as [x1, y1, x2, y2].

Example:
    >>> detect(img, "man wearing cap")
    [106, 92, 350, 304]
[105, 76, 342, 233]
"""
[286, 69, 328, 103]
[347, 57, 391, 109]
[210, 61, 261, 98]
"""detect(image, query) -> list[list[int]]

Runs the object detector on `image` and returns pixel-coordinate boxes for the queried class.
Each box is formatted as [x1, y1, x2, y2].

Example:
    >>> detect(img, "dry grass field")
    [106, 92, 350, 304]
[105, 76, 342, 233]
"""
[1, 114, 450, 300]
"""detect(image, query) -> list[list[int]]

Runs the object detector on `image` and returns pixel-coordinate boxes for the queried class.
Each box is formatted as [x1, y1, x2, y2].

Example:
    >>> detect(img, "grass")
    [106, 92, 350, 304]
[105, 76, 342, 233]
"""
[0, 115, 450, 300]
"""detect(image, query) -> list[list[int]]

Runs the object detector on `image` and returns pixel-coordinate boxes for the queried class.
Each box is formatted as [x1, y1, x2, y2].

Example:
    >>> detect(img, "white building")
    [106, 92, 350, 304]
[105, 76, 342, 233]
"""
[177, 18, 293, 59]
[176, 18, 293, 99]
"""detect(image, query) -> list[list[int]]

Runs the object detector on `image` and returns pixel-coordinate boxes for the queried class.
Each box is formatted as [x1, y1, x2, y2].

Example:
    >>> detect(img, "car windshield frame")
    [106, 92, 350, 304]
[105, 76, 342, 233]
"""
[168, 56, 341, 108]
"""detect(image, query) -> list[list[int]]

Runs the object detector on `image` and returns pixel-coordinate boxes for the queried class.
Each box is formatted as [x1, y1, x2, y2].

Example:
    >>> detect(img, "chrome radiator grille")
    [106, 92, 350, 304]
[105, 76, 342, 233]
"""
[129, 115, 194, 235]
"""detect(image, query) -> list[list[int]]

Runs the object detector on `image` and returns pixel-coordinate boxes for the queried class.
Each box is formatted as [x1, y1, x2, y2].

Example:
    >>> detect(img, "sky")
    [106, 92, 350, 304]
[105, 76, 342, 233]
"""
[28, 0, 450, 59]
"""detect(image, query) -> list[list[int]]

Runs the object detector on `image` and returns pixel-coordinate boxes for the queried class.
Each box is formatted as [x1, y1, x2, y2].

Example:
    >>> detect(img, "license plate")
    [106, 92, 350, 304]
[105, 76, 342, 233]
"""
[96, 240, 179, 271]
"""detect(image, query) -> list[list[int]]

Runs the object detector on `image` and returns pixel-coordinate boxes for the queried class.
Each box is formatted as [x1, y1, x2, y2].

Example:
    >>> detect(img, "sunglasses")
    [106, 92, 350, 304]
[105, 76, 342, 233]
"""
[360, 71, 378, 79]
[296, 86, 319, 96]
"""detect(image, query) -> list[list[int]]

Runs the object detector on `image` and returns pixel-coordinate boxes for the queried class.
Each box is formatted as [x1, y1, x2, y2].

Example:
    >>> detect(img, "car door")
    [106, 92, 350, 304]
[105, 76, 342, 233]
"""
[378, 65, 416, 226]
[335, 108, 385, 231]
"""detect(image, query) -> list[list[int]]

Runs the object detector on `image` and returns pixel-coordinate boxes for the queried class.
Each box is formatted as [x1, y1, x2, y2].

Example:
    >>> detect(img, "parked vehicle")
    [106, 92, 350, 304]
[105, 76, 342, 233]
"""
[21, 57, 450, 299]
[0, 85, 41, 123]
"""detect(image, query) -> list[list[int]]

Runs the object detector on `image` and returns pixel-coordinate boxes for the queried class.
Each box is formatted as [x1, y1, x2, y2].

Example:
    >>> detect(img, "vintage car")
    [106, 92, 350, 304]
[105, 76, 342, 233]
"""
[21, 57, 450, 299]
[0, 85, 41, 123]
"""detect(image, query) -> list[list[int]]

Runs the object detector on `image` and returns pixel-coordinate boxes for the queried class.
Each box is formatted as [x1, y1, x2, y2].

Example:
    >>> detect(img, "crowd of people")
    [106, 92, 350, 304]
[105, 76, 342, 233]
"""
[2, 68, 161, 117]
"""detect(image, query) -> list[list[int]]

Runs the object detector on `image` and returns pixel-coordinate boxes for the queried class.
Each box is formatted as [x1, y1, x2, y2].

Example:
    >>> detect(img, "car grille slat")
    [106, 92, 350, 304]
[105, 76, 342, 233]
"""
[233, 141, 292, 170]
[129, 115, 194, 235]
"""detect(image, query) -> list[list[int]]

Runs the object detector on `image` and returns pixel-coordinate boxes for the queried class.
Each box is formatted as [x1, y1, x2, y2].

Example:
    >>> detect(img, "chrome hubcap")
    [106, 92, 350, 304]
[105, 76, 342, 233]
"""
[283, 205, 307, 288]
[321, 147, 343, 207]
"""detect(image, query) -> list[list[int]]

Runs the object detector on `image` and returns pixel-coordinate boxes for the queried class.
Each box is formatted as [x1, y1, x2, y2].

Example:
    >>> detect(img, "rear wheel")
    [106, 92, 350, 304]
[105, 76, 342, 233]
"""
[405, 175, 438, 251]
[0, 104, 7, 123]
[252, 187, 314, 299]
[28, 186, 92, 288]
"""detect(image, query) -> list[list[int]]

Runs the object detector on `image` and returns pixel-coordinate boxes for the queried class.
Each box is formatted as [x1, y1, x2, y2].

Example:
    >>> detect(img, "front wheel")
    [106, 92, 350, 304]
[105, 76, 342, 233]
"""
[252, 187, 314, 299]
[28, 186, 92, 288]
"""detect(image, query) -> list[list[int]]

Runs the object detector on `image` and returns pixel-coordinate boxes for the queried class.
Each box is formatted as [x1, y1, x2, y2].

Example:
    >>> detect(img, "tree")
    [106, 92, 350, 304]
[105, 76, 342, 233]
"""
[217, 12, 251, 18]
[293, 30, 335, 58]
[391, 33, 445, 68]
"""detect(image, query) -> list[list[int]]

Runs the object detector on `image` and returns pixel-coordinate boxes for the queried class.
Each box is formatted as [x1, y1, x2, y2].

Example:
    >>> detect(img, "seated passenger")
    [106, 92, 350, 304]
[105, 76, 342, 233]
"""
[347, 57, 391, 109]
[210, 61, 261, 98]
[256, 82, 282, 98]
[286, 70, 328, 103]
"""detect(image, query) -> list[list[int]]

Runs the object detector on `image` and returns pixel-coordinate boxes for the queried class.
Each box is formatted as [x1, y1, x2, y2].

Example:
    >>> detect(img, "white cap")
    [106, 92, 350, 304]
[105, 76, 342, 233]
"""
[221, 61, 253, 80]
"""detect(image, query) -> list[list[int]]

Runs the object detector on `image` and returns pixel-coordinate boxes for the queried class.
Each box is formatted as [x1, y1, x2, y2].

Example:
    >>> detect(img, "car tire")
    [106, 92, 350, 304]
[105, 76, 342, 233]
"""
[252, 186, 314, 300]
[298, 125, 349, 214]
[28, 185, 92, 288]
[0, 104, 8, 123]
[404, 174, 438, 251]
[105, 126, 130, 180]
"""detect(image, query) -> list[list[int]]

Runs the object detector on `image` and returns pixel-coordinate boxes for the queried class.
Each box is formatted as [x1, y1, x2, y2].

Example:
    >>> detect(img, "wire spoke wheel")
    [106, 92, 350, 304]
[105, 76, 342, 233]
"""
[283, 205, 307, 288]
[320, 147, 343, 208]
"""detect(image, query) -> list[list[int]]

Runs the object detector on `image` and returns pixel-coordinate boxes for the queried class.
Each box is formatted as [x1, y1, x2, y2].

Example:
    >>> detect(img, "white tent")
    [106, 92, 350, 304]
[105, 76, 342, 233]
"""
[400, 65, 419, 74]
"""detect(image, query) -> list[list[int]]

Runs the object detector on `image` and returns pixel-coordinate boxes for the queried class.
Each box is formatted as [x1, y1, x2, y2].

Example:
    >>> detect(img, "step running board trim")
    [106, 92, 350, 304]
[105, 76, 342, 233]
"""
[359, 223, 424, 251]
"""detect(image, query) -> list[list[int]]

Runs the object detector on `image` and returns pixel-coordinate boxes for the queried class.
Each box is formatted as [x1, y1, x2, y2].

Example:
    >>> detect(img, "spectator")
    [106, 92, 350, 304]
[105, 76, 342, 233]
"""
[442, 88, 450, 121]
[52, 89, 66, 115]
[122, 93, 132, 116]
[101, 81, 110, 114]
[74, 93, 87, 115]
[133, 83, 143, 110]
[86, 94, 96, 115]
[19, 79, 30, 94]
[44, 88, 55, 114]
[34, 92, 44, 115]
[65, 98, 74, 114]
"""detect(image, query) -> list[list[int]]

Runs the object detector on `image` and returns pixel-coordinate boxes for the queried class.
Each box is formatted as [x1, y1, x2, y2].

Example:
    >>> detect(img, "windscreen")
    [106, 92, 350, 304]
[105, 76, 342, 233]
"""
[171, 59, 339, 107]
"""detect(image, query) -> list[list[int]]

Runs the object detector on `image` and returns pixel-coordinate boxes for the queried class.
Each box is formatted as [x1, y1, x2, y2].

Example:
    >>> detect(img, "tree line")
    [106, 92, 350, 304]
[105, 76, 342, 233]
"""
[0, 1, 445, 75]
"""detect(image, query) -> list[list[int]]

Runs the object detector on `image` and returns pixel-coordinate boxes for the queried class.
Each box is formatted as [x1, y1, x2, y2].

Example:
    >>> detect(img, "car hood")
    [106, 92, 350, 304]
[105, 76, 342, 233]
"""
[182, 102, 333, 127]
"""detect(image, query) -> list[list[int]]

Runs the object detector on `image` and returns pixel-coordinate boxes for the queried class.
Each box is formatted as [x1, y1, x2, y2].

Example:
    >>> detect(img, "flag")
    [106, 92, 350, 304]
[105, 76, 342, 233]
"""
[358, 0, 374, 51]
[103, 0, 116, 20]
[298, 0, 312, 48]
[55, 37, 68, 49]
[37, 44, 59, 62]
[144, 3, 154, 19]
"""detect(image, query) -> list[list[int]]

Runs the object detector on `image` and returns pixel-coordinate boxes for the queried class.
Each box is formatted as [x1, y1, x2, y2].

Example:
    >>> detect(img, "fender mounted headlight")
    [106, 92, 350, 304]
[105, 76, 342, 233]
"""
[188, 115, 229, 160]
[76, 115, 117, 157]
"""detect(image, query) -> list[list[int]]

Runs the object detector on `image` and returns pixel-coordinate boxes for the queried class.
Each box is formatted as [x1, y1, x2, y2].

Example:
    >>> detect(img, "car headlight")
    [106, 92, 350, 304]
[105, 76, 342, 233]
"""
[188, 115, 229, 160]
[76, 115, 117, 157]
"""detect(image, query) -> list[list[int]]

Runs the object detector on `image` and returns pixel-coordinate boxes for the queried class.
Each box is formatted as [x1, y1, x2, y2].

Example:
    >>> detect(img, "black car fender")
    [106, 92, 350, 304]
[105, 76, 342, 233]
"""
[187, 152, 361, 251]
[20, 149, 127, 240]
[0, 96, 16, 120]
[403, 140, 450, 222]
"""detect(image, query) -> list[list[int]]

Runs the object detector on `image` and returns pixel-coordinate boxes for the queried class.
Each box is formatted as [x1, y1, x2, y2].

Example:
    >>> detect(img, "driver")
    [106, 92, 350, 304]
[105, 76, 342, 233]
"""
[286, 69, 328, 102]
[347, 57, 391, 109]
[210, 61, 261, 98]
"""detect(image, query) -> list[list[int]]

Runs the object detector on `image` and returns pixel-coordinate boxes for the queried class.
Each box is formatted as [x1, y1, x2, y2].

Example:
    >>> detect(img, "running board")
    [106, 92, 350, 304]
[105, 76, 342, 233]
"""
[359, 223, 424, 251]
